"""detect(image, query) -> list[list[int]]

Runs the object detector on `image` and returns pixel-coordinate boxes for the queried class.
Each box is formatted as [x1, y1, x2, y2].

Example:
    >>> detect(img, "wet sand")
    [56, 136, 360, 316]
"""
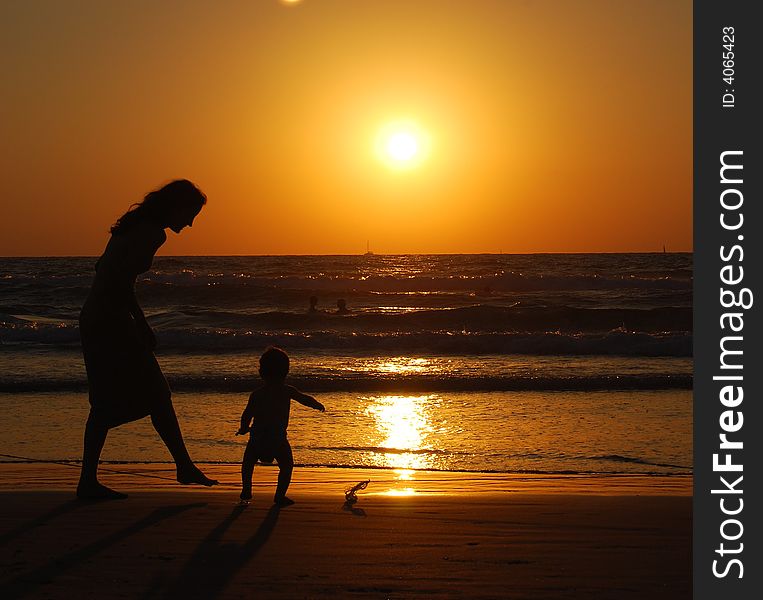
[0, 464, 691, 599]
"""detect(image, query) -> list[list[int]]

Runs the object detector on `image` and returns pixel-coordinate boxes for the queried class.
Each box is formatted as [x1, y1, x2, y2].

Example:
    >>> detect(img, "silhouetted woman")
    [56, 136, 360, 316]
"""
[78, 179, 217, 499]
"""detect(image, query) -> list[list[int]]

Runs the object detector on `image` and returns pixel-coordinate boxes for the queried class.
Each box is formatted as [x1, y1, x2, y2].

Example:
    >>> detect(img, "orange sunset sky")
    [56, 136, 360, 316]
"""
[1, 0, 691, 256]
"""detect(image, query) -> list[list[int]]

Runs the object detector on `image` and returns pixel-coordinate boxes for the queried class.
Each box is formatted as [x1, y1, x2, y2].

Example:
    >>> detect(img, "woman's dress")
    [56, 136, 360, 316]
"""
[79, 223, 168, 427]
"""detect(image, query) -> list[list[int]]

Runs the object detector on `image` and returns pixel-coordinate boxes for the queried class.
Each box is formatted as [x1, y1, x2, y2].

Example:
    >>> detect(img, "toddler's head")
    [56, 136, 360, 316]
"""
[259, 346, 289, 382]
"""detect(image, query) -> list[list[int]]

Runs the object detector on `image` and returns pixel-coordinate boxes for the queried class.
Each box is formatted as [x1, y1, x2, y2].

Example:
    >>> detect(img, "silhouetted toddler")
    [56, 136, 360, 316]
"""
[236, 346, 325, 506]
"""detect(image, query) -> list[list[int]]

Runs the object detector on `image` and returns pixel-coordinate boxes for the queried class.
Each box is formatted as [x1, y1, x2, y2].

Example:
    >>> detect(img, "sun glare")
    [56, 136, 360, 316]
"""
[386, 132, 418, 162]
[376, 121, 430, 170]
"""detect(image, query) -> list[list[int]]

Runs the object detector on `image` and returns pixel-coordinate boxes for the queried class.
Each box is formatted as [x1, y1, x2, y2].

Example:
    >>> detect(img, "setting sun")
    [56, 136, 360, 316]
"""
[386, 132, 418, 162]
[375, 121, 430, 170]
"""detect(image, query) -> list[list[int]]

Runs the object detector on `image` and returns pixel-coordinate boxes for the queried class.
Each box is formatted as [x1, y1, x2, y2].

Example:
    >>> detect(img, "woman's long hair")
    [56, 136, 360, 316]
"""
[110, 179, 207, 234]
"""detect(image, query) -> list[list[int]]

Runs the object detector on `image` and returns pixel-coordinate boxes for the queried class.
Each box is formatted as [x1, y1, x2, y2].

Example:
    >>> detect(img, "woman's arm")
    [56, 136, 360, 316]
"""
[124, 223, 166, 350]
[129, 289, 156, 350]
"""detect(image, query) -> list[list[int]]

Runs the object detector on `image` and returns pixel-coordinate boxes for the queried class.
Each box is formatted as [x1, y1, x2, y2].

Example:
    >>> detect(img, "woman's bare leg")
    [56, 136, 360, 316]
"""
[77, 412, 127, 499]
[150, 397, 218, 486]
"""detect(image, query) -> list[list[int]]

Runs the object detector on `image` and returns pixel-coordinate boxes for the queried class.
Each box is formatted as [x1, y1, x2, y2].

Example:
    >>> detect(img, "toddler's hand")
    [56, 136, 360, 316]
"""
[235, 426, 249, 436]
[317, 402, 325, 412]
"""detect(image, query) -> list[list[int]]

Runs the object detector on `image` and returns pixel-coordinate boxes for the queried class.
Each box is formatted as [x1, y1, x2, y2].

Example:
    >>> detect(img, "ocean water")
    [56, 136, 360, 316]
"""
[0, 254, 692, 475]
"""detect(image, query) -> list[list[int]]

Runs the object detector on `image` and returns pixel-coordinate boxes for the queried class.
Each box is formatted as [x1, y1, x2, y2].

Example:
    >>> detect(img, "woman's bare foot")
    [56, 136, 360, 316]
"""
[76, 481, 128, 500]
[176, 465, 218, 486]
[273, 496, 295, 507]
[240, 489, 252, 501]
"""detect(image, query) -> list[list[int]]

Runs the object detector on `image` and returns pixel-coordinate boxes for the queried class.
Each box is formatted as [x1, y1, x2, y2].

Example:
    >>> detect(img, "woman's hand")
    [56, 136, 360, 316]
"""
[136, 318, 157, 351]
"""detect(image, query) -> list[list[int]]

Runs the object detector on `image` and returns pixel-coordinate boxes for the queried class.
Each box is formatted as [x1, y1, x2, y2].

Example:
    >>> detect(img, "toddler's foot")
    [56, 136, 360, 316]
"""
[273, 496, 295, 507]
[177, 465, 218, 487]
[77, 481, 128, 501]
[240, 489, 252, 501]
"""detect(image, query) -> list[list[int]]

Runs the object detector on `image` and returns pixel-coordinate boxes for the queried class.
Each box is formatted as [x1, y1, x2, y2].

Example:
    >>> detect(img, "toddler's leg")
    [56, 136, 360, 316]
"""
[273, 440, 294, 505]
[241, 440, 257, 500]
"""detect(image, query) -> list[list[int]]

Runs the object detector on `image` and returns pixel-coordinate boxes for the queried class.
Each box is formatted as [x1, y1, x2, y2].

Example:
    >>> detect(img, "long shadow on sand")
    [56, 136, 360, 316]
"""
[155, 504, 282, 600]
[0, 497, 84, 548]
[4, 502, 206, 600]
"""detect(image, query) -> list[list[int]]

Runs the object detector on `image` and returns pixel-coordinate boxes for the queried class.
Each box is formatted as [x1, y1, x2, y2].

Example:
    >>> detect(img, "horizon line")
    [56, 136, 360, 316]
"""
[0, 250, 694, 259]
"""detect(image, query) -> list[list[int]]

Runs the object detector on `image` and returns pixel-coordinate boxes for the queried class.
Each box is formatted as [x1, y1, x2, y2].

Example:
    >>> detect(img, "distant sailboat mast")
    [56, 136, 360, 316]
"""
[364, 240, 374, 256]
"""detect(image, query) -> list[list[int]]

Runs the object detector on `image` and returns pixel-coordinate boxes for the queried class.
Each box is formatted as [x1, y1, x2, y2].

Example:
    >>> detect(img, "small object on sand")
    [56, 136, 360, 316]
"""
[344, 479, 370, 504]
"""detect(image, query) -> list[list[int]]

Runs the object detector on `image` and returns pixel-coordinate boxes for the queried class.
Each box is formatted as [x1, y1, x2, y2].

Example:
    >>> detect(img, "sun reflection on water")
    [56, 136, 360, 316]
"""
[384, 469, 418, 496]
[394, 468, 415, 480]
[384, 488, 416, 496]
[365, 394, 439, 471]
[376, 357, 430, 374]
[330, 356, 460, 380]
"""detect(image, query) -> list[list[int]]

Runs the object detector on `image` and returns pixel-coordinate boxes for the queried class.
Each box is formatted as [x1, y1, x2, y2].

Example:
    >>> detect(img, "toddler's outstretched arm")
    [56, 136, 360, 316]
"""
[288, 385, 325, 412]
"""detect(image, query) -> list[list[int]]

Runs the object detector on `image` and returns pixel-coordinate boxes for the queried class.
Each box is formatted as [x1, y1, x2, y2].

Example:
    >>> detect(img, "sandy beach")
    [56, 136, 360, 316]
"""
[0, 464, 691, 599]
